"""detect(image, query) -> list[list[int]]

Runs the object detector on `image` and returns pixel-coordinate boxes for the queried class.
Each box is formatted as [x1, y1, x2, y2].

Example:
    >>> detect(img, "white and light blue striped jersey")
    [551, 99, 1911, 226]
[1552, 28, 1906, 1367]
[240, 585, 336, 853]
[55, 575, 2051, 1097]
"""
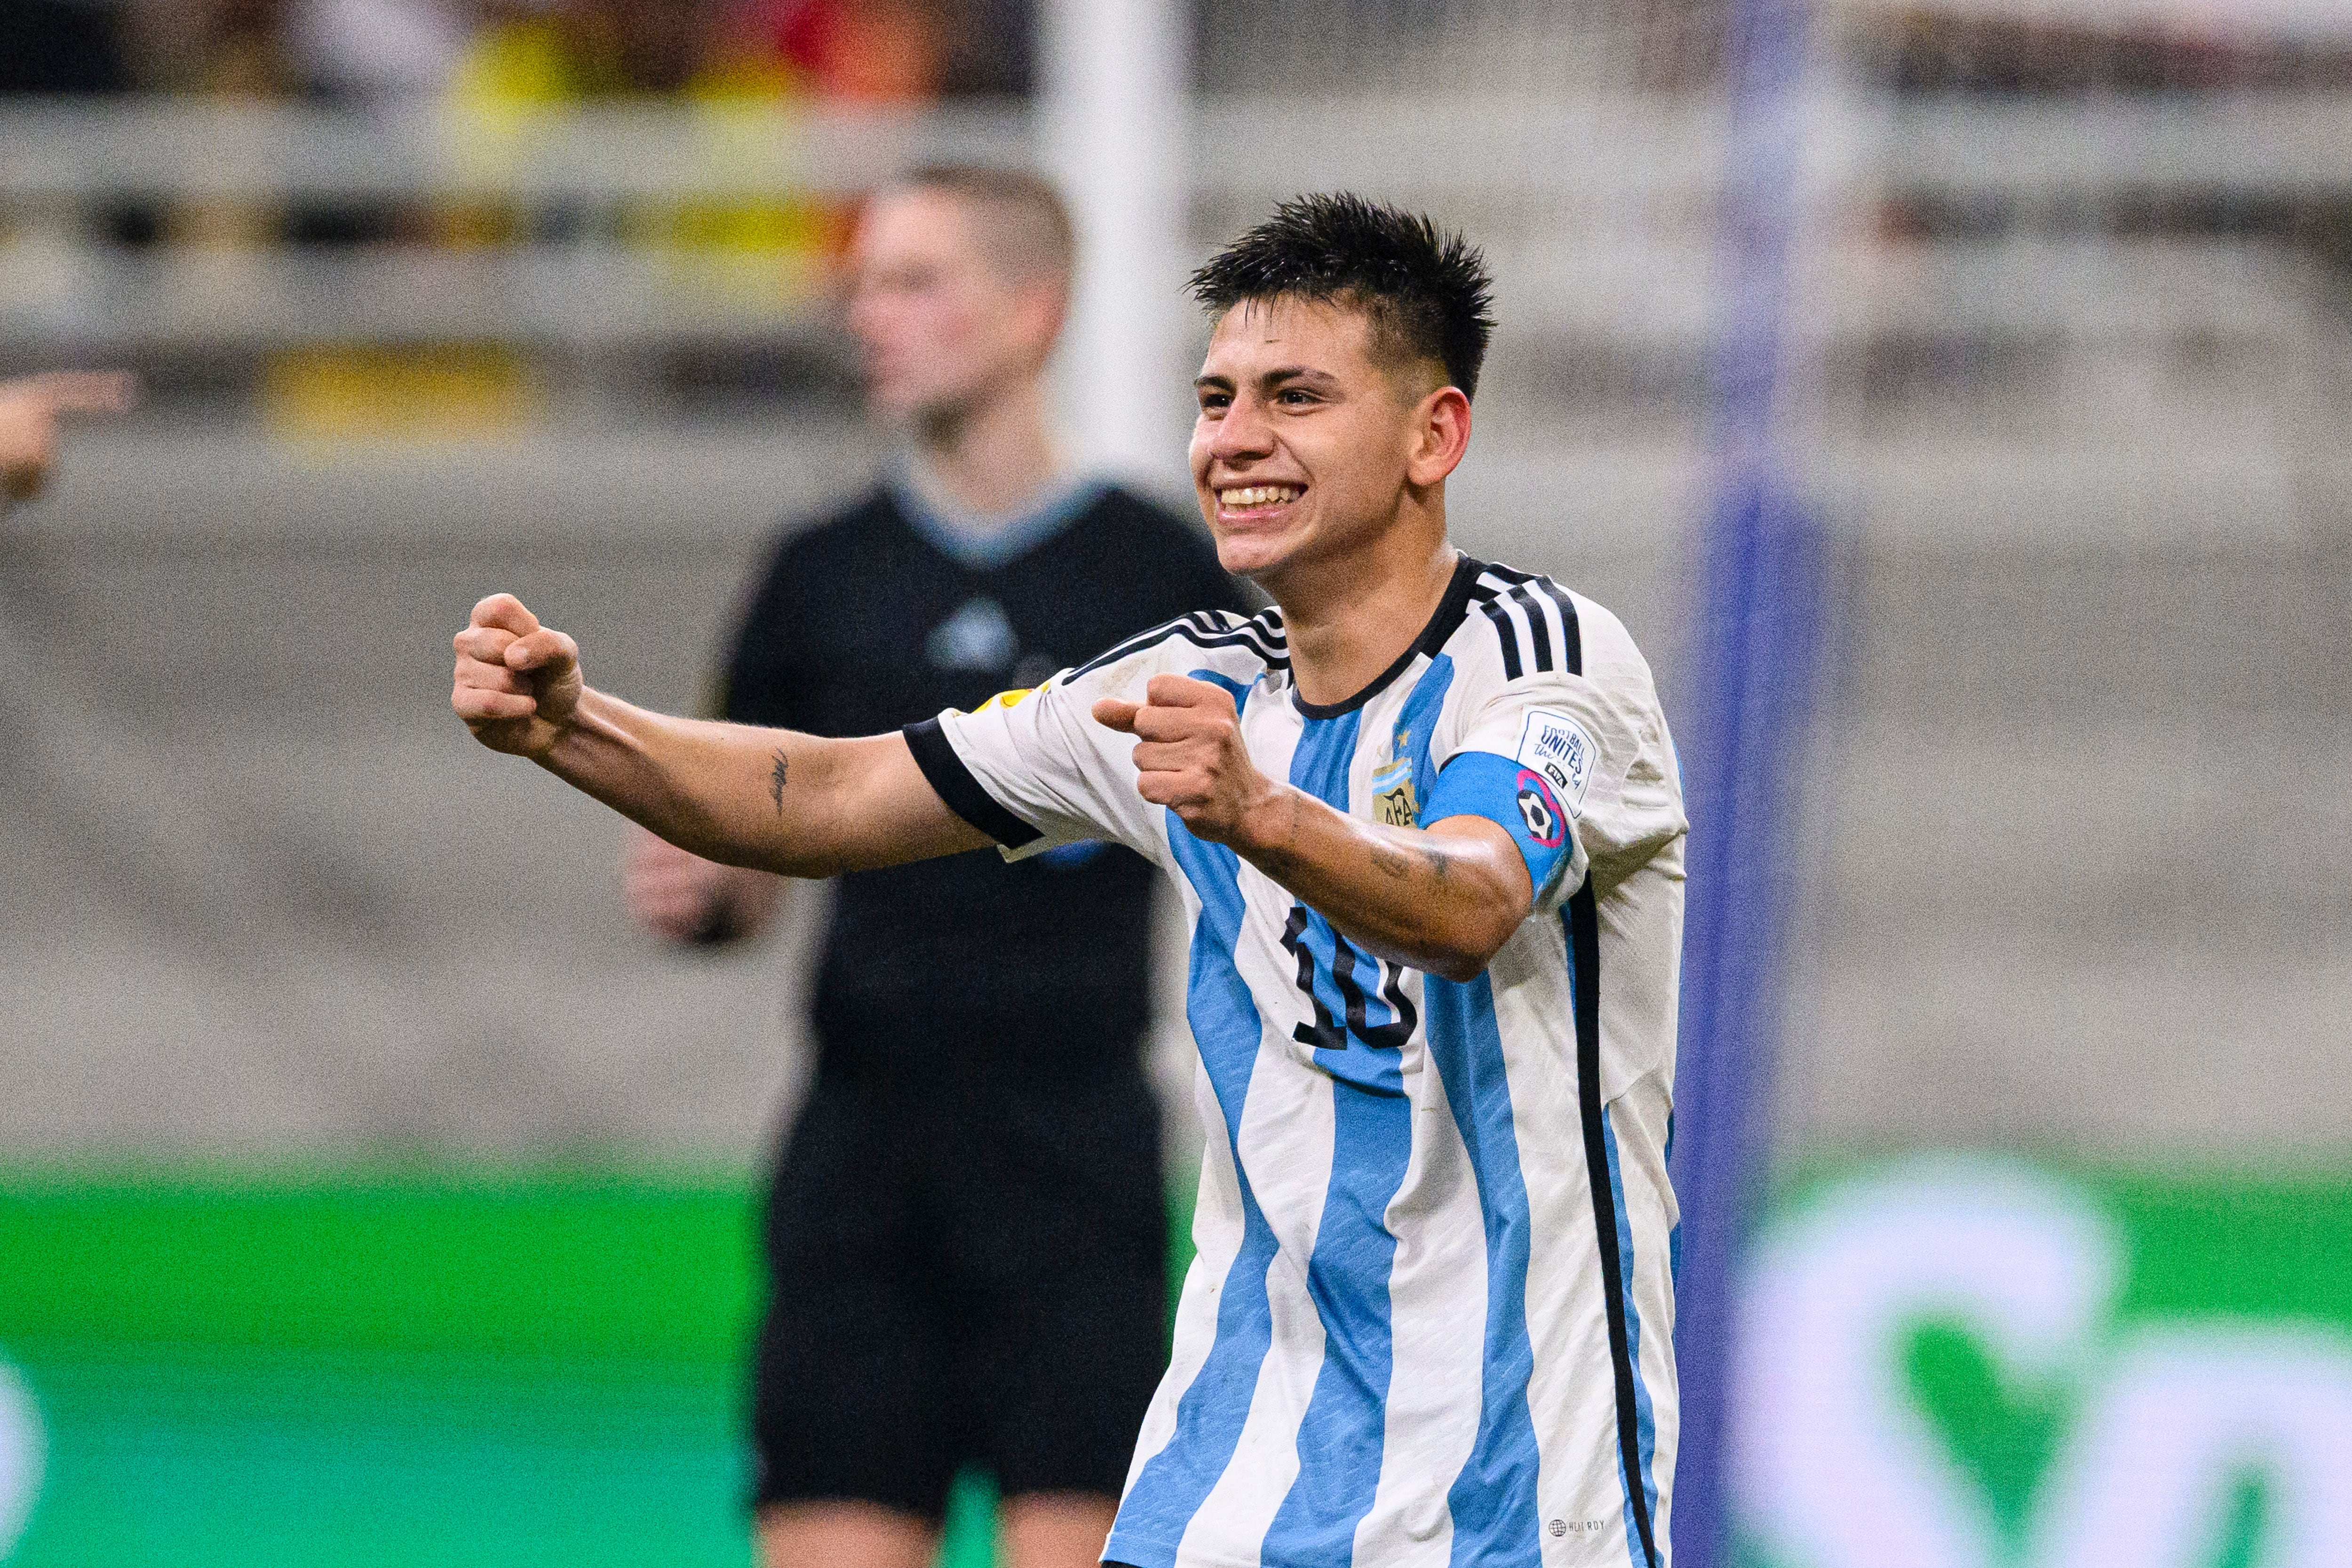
[903, 553, 1688, 1568]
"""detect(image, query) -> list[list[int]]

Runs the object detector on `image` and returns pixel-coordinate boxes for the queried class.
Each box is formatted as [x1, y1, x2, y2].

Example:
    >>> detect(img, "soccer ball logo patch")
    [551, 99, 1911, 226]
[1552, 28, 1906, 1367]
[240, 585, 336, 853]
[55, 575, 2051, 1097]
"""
[1514, 768, 1566, 848]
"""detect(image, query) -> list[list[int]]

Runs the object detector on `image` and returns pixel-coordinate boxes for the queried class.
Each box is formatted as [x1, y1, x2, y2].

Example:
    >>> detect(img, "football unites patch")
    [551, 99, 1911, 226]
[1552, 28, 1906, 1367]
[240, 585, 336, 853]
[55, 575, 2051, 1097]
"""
[1515, 708, 1596, 818]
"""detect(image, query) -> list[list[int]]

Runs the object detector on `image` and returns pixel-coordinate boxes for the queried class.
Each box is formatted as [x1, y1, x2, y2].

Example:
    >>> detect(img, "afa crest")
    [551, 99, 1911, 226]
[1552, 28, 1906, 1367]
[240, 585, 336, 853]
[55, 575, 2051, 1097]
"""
[1371, 755, 1418, 827]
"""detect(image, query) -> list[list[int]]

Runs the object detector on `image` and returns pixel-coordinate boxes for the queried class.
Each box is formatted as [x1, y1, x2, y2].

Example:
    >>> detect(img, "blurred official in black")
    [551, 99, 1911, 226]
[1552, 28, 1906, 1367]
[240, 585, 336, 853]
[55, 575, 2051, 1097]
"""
[623, 168, 1245, 1568]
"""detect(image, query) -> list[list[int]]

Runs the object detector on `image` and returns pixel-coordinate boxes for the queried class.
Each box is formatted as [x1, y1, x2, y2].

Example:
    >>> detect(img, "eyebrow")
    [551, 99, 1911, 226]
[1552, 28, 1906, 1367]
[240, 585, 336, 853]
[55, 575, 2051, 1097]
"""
[1193, 365, 1339, 391]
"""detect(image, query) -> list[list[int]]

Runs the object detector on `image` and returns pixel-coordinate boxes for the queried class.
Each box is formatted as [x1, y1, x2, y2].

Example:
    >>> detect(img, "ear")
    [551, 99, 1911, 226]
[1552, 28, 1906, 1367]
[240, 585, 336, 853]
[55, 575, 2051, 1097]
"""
[1405, 385, 1472, 489]
[1013, 278, 1069, 364]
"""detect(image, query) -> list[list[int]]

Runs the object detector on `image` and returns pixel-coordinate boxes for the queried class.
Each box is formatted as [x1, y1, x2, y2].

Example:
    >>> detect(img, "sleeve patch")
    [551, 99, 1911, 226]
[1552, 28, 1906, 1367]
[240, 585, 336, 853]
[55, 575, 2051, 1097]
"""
[974, 672, 1060, 715]
[1514, 768, 1567, 847]
[1516, 709, 1596, 818]
[1422, 750, 1575, 906]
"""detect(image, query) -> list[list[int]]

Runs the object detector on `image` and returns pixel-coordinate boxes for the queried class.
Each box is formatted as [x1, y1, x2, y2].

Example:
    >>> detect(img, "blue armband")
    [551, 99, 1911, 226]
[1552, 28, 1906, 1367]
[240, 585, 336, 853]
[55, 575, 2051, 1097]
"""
[1421, 750, 1575, 897]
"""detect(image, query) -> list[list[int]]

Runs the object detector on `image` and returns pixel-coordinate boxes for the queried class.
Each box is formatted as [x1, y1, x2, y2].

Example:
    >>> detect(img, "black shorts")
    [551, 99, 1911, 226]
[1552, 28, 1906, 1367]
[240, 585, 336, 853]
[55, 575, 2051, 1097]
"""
[750, 1042, 1170, 1520]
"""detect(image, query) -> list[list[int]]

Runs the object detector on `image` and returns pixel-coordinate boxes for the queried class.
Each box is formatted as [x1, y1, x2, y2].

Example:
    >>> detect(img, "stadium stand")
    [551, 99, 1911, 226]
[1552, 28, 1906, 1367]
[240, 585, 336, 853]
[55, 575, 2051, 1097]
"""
[3, 0, 2344, 1157]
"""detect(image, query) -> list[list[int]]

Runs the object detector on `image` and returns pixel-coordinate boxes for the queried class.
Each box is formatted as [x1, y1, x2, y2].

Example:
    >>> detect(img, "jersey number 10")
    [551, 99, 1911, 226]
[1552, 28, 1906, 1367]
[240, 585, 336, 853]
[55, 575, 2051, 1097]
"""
[1280, 904, 1418, 1054]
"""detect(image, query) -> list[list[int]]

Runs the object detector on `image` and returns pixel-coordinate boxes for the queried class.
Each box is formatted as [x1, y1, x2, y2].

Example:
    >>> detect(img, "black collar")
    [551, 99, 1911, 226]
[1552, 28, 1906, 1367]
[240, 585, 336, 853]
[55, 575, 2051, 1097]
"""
[1291, 553, 1482, 720]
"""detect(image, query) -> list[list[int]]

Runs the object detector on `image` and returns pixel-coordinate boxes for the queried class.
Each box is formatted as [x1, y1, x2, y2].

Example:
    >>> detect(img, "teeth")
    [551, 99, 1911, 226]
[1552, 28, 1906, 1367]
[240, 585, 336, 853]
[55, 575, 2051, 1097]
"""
[1219, 485, 1301, 507]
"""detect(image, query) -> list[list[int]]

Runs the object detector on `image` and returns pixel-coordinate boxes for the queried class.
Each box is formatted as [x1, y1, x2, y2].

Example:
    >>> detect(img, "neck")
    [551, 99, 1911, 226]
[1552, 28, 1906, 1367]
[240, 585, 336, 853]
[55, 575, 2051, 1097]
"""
[913, 373, 1066, 519]
[1264, 498, 1458, 710]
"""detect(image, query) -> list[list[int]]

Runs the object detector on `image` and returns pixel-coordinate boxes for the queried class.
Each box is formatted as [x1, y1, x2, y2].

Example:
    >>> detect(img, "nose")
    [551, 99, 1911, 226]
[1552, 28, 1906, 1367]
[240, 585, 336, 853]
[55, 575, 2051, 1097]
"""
[1209, 389, 1276, 466]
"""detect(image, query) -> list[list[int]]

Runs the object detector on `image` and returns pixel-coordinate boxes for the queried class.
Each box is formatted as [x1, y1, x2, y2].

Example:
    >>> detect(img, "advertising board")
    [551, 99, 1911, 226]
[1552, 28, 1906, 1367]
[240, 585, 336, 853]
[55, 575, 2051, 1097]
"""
[3, 1159, 2344, 1566]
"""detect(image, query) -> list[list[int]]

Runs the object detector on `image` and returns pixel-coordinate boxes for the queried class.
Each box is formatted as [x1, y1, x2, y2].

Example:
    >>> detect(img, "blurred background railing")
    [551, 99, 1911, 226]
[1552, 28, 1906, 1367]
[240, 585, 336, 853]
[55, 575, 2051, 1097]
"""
[8, 86, 2351, 394]
[2, 0, 2349, 1565]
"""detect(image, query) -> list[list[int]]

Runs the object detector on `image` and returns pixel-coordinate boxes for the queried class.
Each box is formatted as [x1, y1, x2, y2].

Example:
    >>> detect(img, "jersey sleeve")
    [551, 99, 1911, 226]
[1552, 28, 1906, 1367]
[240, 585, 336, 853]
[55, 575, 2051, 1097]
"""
[901, 616, 1266, 863]
[1422, 605, 1685, 914]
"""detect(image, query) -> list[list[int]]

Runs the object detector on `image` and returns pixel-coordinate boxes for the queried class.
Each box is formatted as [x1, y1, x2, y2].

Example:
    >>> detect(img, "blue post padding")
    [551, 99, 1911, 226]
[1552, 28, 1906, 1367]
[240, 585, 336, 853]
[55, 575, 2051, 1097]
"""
[1669, 474, 1824, 1568]
[1669, 0, 1825, 1561]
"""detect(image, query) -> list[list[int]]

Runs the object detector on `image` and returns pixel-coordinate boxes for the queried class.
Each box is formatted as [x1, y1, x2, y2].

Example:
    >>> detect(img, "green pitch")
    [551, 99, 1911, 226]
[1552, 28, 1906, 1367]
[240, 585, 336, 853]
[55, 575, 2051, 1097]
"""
[0, 1169, 1059, 1568]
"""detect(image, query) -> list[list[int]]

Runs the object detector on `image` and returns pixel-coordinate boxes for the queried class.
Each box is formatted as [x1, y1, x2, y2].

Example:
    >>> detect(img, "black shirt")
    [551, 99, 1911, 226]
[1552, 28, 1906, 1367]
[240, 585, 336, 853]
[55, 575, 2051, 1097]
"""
[720, 480, 1248, 1072]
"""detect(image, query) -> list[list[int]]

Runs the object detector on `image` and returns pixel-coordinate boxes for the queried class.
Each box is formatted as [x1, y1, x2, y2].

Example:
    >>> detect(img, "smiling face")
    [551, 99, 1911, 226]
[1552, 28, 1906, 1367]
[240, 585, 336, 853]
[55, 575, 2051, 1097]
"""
[1190, 295, 1467, 587]
[846, 187, 1061, 427]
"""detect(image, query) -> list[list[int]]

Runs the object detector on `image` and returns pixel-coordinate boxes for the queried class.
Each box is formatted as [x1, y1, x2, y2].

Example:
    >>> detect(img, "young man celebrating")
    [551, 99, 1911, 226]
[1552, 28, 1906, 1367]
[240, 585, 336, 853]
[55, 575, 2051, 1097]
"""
[455, 194, 1687, 1568]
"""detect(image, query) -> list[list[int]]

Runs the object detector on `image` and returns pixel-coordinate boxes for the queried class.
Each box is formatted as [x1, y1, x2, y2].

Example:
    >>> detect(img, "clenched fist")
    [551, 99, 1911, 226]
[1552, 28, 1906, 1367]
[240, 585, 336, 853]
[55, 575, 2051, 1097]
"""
[452, 593, 583, 758]
[1093, 674, 1283, 848]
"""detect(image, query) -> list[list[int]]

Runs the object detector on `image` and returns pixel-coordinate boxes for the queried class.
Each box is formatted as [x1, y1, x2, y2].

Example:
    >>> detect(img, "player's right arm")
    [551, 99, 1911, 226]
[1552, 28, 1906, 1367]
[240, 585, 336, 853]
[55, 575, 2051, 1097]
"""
[453, 593, 990, 876]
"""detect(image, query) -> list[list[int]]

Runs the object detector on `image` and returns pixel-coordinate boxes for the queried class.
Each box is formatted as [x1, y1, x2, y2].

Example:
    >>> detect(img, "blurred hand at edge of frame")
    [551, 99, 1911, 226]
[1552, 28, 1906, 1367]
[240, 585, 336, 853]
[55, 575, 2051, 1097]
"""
[624, 823, 782, 946]
[0, 371, 139, 504]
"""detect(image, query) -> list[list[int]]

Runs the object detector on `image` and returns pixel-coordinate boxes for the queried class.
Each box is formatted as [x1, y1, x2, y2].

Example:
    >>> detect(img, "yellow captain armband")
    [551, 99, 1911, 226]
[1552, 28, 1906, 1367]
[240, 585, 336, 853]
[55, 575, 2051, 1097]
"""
[973, 673, 1059, 716]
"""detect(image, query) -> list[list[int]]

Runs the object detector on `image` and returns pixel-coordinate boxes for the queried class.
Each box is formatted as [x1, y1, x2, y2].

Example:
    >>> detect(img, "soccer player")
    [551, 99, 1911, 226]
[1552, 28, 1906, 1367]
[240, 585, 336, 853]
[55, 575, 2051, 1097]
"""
[456, 194, 1687, 1568]
[623, 166, 1246, 1568]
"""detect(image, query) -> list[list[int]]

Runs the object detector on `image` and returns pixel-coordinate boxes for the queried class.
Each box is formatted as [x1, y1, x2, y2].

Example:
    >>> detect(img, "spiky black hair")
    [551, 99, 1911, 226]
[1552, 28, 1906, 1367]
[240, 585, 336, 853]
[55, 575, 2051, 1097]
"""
[1188, 193, 1497, 400]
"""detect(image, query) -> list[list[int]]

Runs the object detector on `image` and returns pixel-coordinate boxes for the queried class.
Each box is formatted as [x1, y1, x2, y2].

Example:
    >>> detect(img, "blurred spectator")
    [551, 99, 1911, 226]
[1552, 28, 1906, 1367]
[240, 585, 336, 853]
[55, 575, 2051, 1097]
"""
[89, 0, 471, 102]
[113, 1, 302, 249]
[122, 0, 302, 98]
[441, 0, 912, 270]
[290, 0, 475, 101]
[1, 0, 1027, 102]
[451, 0, 722, 101]
[0, 0, 134, 94]
[446, 1, 1018, 111]
[0, 372, 138, 505]
[754, 0, 953, 100]
[751, 0, 1031, 98]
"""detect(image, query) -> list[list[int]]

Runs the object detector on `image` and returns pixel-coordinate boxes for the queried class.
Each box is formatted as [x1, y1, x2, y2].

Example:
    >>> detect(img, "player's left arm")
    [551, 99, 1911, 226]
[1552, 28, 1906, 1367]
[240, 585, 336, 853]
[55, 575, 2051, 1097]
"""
[1095, 675, 1532, 982]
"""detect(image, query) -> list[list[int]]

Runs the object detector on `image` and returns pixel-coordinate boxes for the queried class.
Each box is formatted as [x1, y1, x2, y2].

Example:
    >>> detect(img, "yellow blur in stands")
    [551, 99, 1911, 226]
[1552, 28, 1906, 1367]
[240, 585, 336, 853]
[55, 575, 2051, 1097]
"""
[261, 344, 540, 443]
[445, 14, 845, 270]
[265, 12, 857, 442]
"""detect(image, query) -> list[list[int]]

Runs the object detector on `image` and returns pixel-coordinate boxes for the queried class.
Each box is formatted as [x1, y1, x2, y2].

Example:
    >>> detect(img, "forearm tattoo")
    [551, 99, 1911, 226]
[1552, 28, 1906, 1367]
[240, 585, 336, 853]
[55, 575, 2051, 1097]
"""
[1387, 838, 1453, 884]
[769, 750, 788, 814]
[1365, 831, 1458, 888]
